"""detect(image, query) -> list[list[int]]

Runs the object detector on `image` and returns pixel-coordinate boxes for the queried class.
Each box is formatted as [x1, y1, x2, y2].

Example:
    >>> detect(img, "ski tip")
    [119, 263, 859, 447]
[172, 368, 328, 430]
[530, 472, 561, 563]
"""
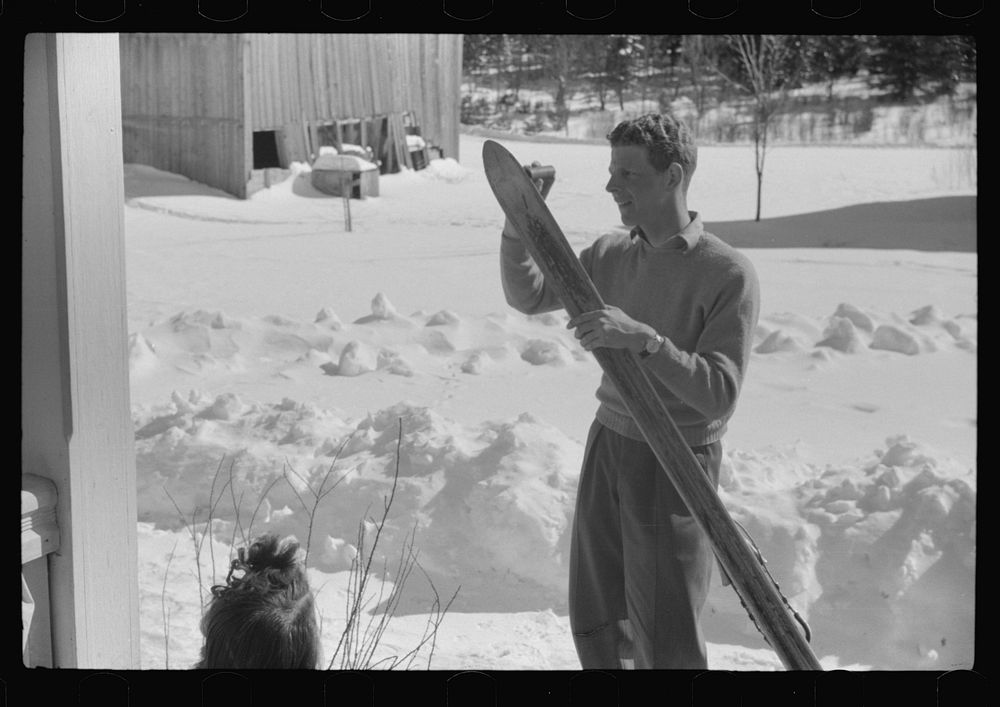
[482, 139, 511, 164]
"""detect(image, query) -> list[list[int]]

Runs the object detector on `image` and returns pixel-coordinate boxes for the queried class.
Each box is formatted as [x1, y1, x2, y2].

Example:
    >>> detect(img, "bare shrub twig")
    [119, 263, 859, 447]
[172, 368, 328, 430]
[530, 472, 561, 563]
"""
[160, 539, 179, 669]
[326, 418, 459, 670]
[165, 419, 457, 669]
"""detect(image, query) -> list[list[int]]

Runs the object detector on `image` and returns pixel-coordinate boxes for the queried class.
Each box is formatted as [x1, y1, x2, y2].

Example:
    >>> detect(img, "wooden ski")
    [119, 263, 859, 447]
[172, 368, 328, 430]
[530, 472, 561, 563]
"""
[483, 139, 822, 671]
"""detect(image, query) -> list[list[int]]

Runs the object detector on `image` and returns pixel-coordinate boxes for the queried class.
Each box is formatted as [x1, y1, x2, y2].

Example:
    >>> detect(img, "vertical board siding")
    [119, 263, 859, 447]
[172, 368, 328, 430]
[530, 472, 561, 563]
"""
[247, 33, 461, 160]
[121, 33, 460, 197]
[120, 33, 248, 197]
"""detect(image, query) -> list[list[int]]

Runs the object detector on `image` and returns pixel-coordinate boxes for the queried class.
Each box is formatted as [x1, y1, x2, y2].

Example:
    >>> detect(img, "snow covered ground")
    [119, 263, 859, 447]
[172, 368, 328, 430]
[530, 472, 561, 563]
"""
[124, 133, 976, 671]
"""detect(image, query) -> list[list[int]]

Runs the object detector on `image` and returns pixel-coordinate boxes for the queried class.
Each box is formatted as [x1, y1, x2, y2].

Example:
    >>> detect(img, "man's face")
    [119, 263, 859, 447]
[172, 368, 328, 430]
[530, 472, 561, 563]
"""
[605, 145, 674, 229]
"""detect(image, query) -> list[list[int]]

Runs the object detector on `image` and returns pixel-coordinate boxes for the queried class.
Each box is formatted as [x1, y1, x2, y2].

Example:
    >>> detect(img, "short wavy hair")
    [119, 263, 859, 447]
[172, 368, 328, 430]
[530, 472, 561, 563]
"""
[607, 113, 698, 187]
[196, 534, 321, 669]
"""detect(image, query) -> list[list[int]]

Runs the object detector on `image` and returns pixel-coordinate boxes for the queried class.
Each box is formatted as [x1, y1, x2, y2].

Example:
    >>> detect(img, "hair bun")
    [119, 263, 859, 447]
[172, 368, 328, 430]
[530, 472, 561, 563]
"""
[211, 534, 308, 599]
[245, 534, 303, 575]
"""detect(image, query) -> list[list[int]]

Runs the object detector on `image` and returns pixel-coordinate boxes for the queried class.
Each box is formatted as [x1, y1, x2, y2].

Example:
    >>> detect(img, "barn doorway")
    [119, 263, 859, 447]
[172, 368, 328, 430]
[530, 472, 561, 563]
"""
[252, 130, 282, 169]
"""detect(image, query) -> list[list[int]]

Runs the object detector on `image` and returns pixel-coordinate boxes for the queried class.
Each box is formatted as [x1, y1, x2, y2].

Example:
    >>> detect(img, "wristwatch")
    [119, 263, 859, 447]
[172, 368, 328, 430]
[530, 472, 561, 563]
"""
[639, 333, 665, 359]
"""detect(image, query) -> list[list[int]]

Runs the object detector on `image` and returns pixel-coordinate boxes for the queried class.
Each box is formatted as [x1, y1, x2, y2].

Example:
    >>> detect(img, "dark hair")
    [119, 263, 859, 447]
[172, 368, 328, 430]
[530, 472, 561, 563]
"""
[196, 534, 321, 669]
[607, 113, 698, 185]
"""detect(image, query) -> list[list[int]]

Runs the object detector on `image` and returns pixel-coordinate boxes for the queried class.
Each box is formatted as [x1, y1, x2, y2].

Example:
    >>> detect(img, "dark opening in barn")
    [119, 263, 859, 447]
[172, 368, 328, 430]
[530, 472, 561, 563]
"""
[253, 131, 282, 169]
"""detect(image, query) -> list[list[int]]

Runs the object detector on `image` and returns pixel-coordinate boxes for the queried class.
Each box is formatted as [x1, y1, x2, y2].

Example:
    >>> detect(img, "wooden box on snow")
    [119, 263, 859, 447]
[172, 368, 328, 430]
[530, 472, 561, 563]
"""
[311, 154, 380, 198]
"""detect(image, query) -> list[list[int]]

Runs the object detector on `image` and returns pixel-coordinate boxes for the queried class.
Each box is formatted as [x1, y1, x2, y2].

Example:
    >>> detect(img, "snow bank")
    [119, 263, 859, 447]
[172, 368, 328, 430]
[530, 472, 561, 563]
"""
[707, 435, 975, 669]
[130, 296, 976, 670]
[135, 386, 975, 669]
[756, 303, 976, 357]
[135, 395, 581, 590]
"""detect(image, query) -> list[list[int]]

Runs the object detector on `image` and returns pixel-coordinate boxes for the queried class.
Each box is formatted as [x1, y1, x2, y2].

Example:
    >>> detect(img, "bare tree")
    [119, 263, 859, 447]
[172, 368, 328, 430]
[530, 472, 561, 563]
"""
[711, 35, 799, 221]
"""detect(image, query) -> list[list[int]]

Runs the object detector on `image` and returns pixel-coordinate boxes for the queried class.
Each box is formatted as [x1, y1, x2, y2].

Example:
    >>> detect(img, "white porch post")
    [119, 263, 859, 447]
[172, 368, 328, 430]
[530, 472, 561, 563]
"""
[21, 33, 140, 669]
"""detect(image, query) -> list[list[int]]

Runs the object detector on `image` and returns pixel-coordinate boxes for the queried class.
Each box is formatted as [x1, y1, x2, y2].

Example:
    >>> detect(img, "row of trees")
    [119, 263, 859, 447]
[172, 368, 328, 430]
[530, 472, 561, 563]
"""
[463, 35, 976, 221]
[463, 35, 976, 112]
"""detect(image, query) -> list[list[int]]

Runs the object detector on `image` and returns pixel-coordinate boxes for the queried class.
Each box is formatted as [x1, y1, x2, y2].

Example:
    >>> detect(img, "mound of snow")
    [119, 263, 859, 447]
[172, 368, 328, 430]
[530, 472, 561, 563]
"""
[461, 350, 494, 374]
[370, 292, 397, 319]
[422, 158, 473, 183]
[520, 339, 574, 366]
[870, 325, 922, 355]
[129, 333, 159, 377]
[314, 307, 344, 329]
[353, 292, 417, 327]
[195, 393, 245, 421]
[762, 312, 825, 342]
[425, 309, 462, 326]
[416, 328, 458, 355]
[816, 317, 866, 354]
[377, 348, 415, 377]
[833, 303, 876, 333]
[317, 535, 359, 572]
[751, 304, 975, 360]
[336, 340, 378, 376]
[416, 411, 580, 591]
[705, 434, 975, 669]
[527, 312, 566, 327]
[133, 397, 583, 595]
[909, 305, 943, 326]
[754, 329, 805, 354]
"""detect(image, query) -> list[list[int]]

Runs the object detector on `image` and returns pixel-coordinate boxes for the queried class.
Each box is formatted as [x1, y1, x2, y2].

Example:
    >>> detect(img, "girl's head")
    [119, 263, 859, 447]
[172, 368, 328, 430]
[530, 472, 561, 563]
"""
[197, 534, 321, 669]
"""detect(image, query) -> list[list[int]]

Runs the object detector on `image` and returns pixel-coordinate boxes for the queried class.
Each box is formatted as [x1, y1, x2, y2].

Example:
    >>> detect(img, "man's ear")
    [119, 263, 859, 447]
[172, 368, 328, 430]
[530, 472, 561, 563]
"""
[666, 162, 685, 191]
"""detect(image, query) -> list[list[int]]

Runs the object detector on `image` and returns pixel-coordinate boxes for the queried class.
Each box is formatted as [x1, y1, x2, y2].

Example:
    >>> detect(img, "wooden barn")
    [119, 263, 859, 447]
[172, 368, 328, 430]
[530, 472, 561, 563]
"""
[119, 33, 463, 198]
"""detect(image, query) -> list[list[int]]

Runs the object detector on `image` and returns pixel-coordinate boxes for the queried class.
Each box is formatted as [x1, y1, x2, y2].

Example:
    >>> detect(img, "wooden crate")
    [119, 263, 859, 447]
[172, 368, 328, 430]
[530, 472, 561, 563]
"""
[311, 166, 379, 198]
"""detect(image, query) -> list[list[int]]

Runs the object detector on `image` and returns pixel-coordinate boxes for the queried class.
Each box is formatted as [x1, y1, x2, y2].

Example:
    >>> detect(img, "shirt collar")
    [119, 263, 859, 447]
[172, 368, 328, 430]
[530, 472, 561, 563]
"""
[630, 211, 703, 252]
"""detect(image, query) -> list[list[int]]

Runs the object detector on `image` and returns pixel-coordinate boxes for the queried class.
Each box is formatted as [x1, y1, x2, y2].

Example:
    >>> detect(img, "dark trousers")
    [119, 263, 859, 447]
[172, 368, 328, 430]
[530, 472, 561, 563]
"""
[568, 420, 722, 670]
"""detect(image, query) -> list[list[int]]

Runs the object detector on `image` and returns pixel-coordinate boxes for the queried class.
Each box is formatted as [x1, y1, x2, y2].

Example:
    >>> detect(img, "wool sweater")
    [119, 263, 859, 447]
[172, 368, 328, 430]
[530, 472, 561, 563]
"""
[500, 212, 760, 447]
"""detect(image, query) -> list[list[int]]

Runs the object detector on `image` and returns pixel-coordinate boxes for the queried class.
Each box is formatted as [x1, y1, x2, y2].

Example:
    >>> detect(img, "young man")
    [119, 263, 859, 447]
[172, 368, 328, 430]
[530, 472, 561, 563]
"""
[500, 113, 760, 669]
